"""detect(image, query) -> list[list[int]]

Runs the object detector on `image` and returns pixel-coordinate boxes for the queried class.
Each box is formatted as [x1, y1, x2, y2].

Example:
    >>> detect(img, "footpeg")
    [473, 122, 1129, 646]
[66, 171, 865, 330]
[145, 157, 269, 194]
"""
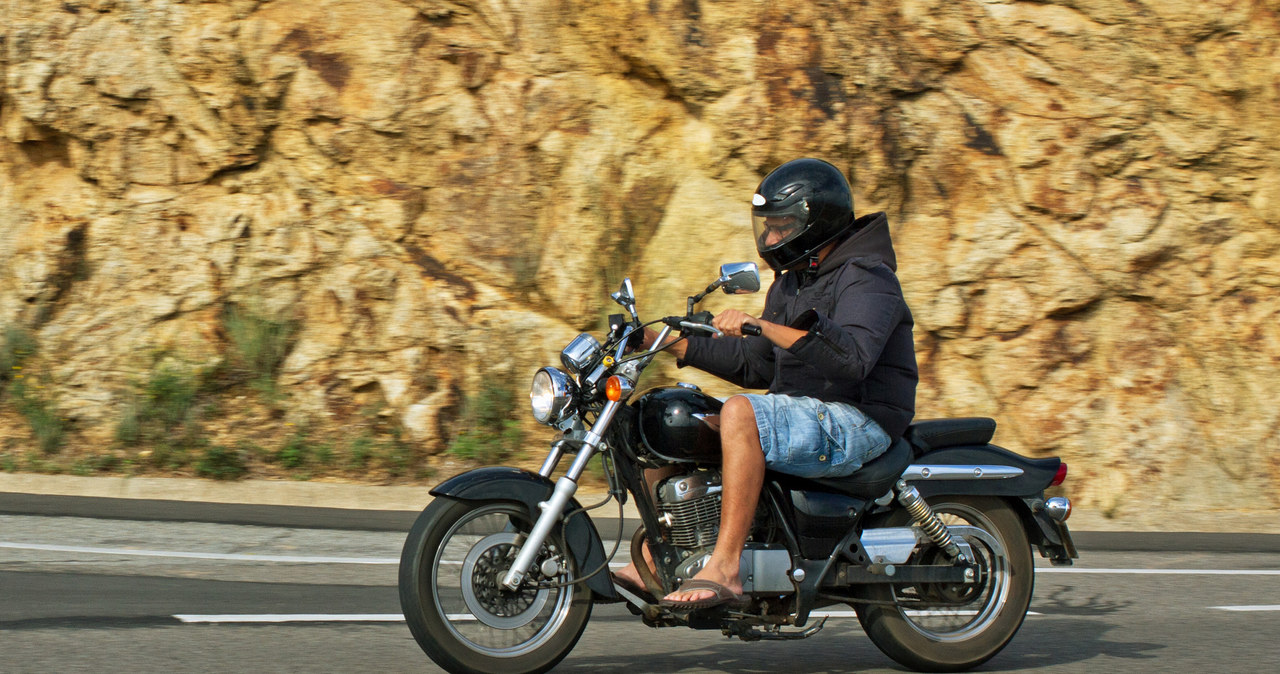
[613, 581, 662, 621]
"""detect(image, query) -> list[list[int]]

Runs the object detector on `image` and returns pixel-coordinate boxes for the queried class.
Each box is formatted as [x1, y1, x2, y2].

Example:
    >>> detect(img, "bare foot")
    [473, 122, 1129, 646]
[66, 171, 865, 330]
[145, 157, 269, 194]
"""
[613, 562, 645, 587]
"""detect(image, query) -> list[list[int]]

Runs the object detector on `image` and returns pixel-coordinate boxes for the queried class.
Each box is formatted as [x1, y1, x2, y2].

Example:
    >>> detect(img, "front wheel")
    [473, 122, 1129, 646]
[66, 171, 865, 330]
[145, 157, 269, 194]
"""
[855, 495, 1034, 672]
[399, 498, 592, 674]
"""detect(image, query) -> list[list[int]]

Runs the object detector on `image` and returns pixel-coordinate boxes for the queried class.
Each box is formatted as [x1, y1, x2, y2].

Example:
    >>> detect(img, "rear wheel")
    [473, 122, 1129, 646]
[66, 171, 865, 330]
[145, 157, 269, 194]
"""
[399, 498, 592, 674]
[855, 496, 1033, 672]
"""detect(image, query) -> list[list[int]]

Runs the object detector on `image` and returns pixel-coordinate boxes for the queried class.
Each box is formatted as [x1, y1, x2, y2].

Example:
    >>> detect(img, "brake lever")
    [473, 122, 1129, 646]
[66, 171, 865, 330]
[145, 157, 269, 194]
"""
[678, 321, 723, 338]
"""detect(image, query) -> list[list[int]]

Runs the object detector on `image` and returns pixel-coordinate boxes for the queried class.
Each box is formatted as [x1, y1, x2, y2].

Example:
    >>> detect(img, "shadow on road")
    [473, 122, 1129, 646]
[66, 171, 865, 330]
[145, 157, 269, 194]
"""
[562, 589, 1163, 673]
[988, 617, 1164, 671]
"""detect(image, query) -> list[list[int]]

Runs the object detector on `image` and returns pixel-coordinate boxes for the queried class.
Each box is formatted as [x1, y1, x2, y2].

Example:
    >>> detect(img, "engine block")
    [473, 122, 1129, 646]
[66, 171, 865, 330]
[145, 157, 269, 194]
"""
[656, 471, 722, 549]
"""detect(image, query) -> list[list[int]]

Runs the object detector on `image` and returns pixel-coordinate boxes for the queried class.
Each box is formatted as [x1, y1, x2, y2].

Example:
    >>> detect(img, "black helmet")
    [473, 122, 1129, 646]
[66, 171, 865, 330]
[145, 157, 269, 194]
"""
[751, 158, 855, 272]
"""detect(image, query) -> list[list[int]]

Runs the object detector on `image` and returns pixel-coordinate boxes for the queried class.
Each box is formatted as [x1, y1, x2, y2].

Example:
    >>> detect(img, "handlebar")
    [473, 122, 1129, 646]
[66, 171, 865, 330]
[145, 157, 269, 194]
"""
[663, 313, 762, 338]
[679, 321, 723, 337]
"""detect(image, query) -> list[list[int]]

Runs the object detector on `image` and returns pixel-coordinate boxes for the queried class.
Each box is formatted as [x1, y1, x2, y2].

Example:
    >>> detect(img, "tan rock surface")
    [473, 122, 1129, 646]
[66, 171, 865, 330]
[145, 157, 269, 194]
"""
[2, 0, 1278, 519]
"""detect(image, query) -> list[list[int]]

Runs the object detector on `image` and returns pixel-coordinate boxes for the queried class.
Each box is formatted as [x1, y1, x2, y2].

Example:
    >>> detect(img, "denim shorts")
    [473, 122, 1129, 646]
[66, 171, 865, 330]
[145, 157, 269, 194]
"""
[741, 394, 891, 479]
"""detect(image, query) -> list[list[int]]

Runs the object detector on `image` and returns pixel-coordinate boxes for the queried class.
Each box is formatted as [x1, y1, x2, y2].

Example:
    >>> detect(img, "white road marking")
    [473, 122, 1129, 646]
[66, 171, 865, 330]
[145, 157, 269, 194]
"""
[4, 541, 1276, 578]
[1037, 568, 1280, 576]
[809, 610, 1041, 618]
[1210, 605, 1280, 612]
[0, 542, 398, 565]
[174, 610, 1048, 624]
[175, 614, 405, 623]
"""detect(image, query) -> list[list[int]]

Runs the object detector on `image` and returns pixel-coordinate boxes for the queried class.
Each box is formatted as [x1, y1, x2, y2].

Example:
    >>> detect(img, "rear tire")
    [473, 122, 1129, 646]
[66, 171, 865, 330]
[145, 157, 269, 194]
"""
[855, 496, 1034, 672]
[399, 498, 592, 674]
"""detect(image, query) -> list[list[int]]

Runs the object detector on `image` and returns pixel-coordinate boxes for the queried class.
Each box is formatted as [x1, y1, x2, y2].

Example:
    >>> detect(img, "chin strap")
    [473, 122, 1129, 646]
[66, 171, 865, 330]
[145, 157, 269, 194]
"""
[798, 254, 821, 284]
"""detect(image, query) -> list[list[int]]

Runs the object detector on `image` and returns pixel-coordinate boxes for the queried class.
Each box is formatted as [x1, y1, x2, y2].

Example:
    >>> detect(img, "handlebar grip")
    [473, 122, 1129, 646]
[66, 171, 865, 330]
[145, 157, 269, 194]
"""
[742, 323, 762, 337]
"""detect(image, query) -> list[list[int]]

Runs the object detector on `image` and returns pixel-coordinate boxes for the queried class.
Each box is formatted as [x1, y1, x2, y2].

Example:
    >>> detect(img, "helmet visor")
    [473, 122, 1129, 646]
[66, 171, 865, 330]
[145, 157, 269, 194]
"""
[752, 199, 809, 252]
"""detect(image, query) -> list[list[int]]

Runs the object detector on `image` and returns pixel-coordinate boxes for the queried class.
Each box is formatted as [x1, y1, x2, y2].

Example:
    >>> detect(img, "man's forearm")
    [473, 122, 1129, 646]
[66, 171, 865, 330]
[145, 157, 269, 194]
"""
[754, 320, 804, 350]
[644, 327, 688, 359]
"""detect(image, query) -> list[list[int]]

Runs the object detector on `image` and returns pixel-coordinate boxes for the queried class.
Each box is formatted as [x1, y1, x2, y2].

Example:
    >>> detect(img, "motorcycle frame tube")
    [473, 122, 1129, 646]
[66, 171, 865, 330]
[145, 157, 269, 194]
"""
[790, 491, 875, 628]
[605, 430, 682, 591]
[428, 466, 618, 600]
[503, 399, 623, 590]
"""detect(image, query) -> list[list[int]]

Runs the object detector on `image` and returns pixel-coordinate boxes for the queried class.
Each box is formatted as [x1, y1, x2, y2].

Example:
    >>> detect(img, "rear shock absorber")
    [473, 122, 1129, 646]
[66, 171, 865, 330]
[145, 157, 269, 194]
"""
[896, 480, 968, 564]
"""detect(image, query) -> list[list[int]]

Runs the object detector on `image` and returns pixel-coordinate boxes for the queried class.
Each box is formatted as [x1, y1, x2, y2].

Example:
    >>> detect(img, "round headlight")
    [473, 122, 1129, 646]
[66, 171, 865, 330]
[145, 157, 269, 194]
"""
[530, 367, 574, 425]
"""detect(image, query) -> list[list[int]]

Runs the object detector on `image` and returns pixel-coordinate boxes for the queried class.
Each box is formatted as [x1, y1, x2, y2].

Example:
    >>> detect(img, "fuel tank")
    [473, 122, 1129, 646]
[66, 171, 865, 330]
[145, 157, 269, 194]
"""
[633, 386, 723, 464]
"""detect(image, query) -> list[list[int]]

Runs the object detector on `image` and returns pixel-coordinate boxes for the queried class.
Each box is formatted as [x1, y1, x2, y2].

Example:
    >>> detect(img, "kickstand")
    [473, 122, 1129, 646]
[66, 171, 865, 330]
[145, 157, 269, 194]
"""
[723, 617, 827, 642]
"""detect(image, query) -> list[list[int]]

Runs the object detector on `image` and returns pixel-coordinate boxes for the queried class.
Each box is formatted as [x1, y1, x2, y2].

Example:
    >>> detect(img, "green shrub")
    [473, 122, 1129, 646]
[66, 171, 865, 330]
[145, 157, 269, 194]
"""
[378, 429, 413, 477]
[145, 368, 199, 429]
[196, 444, 249, 480]
[223, 304, 296, 398]
[275, 431, 309, 469]
[313, 442, 334, 466]
[115, 367, 201, 447]
[0, 326, 37, 383]
[146, 442, 191, 470]
[447, 382, 523, 464]
[71, 453, 121, 477]
[348, 434, 374, 469]
[9, 375, 65, 454]
[1, 327, 63, 453]
[115, 400, 142, 444]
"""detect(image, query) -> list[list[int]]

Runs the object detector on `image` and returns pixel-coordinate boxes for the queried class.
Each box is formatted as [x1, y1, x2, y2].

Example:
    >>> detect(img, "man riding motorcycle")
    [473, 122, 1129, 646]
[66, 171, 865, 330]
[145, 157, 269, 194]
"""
[616, 157, 919, 609]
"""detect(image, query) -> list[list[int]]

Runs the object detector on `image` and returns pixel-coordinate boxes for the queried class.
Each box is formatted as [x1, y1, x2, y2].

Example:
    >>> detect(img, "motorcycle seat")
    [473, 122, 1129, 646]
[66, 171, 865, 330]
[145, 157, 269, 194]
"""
[904, 417, 996, 455]
[800, 436, 913, 498]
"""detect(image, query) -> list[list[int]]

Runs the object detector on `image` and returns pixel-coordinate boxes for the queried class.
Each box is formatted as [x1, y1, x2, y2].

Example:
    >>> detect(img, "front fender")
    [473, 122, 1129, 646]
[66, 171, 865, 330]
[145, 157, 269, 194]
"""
[430, 466, 619, 600]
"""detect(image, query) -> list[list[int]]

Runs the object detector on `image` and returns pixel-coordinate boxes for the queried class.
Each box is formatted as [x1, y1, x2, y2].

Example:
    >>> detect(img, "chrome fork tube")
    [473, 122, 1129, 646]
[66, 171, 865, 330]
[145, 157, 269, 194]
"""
[502, 399, 624, 590]
[537, 441, 566, 478]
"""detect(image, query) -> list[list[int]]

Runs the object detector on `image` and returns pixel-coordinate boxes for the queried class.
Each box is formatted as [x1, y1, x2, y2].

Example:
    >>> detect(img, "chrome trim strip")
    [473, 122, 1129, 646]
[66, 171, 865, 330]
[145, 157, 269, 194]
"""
[900, 465, 1024, 481]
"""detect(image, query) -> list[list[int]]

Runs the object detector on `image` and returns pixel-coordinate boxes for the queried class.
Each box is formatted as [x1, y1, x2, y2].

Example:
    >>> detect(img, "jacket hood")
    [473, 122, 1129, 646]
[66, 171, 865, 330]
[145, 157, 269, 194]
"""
[817, 211, 896, 274]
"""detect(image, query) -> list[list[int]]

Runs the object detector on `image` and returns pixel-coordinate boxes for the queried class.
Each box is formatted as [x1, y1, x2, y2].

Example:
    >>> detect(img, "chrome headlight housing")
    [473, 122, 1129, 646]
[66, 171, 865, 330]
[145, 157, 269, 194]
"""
[560, 333, 601, 375]
[530, 367, 575, 425]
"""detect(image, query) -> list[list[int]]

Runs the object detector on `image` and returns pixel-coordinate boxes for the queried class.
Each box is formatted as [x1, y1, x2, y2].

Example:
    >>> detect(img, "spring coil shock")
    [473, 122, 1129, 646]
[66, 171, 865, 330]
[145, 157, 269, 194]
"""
[896, 480, 968, 563]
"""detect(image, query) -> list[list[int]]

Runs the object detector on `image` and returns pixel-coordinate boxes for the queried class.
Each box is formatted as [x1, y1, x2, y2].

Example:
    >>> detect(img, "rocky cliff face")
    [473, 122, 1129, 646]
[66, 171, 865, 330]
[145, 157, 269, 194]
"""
[2, 0, 1278, 515]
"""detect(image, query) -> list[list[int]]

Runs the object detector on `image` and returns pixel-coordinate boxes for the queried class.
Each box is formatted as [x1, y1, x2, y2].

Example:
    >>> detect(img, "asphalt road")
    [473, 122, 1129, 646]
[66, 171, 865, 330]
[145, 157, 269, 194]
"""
[1, 496, 1278, 673]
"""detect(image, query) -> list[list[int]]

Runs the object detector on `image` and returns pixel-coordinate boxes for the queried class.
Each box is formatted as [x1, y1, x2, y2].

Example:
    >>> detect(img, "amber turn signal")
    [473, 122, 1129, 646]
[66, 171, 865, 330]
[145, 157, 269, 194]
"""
[604, 375, 633, 402]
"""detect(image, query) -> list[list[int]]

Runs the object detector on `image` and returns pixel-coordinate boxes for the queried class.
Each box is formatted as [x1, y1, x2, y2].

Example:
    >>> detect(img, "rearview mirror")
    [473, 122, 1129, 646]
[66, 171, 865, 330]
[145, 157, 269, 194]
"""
[717, 262, 760, 295]
[611, 278, 636, 308]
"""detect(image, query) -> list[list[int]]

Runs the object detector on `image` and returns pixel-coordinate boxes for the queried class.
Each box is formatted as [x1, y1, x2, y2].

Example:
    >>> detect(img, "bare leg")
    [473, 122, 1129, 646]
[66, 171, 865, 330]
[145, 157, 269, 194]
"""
[663, 395, 765, 603]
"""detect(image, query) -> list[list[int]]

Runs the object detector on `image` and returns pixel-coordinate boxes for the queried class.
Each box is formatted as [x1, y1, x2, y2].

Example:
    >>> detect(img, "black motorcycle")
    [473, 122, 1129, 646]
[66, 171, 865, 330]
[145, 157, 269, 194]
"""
[399, 262, 1077, 674]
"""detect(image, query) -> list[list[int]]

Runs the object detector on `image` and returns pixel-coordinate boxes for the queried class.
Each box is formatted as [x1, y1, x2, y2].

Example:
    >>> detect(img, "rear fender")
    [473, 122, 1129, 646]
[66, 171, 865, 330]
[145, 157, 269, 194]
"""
[430, 466, 619, 600]
[906, 445, 1076, 564]
[907, 444, 1060, 498]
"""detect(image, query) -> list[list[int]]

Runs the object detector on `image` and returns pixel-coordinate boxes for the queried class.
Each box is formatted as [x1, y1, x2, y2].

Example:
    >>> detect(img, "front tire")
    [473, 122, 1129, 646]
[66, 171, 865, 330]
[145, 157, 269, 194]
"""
[855, 496, 1034, 672]
[399, 498, 592, 674]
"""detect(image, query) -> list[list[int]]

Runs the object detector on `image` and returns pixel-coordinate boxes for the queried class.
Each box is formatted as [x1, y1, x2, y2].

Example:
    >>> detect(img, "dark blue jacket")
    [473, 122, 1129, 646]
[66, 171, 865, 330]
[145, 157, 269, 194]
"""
[679, 212, 918, 438]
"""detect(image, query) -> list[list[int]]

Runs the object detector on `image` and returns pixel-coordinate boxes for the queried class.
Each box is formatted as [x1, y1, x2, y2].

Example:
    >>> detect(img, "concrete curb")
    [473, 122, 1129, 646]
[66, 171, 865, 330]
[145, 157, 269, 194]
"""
[2, 472, 1277, 541]
[0, 473, 442, 511]
[0, 471, 641, 522]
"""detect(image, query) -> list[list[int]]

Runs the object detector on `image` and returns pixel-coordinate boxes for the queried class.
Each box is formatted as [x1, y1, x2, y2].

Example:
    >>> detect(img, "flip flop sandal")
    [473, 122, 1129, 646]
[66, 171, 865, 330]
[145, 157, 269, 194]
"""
[659, 579, 748, 610]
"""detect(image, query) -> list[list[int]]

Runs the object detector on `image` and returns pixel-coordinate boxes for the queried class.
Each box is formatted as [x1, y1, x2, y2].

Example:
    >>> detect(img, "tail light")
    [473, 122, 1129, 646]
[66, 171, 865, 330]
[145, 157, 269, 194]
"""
[1050, 462, 1068, 487]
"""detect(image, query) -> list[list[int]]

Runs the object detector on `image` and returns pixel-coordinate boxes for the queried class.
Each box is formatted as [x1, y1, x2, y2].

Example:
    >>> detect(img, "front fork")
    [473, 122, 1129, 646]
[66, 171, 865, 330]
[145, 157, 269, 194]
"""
[499, 399, 623, 590]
